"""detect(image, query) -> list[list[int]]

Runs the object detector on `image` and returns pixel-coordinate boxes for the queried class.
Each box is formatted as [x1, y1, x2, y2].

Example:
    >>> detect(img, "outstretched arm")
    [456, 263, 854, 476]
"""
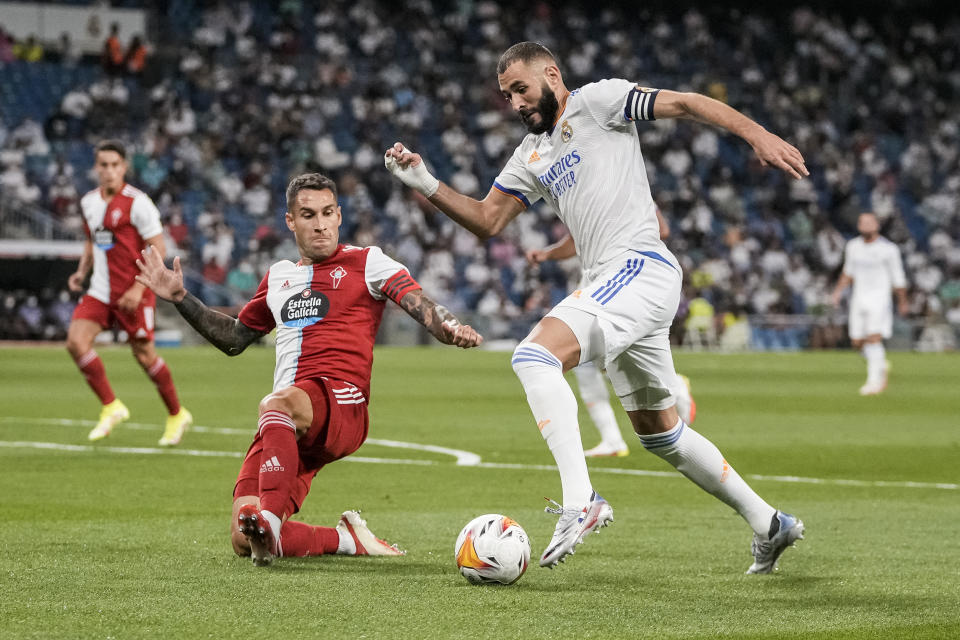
[135, 247, 263, 356]
[384, 142, 525, 240]
[653, 91, 809, 180]
[395, 288, 483, 348]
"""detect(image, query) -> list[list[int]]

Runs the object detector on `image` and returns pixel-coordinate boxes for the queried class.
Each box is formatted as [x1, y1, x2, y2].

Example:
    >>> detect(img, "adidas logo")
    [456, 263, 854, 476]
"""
[528, 150, 541, 164]
[280, 280, 291, 290]
[259, 455, 284, 472]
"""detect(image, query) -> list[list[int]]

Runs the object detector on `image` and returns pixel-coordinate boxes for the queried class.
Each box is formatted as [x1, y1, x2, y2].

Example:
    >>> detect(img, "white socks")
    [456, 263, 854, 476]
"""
[336, 529, 357, 555]
[574, 362, 626, 448]
[512, 343, 593, 507]
[637, 419, 776, 535]
[862, 342, 886, 384]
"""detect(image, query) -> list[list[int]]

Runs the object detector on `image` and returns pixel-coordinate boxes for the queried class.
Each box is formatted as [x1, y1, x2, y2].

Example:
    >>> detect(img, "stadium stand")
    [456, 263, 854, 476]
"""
[1, 2, 958, 347]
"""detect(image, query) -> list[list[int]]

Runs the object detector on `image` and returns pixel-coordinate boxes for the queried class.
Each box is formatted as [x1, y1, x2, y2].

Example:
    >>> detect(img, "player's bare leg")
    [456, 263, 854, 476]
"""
[67, 318, 129, 440]
[511, 318, 612, 568]
[131, 339, 191, 445]
[630, 407, 803, 573]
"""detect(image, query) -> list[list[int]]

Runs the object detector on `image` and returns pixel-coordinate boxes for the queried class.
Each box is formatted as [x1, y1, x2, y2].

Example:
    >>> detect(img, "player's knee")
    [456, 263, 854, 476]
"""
[65, 337, 83, 358]
[65, 332, 89, 358]
[258, 390, 295, 417]
[511, 342, 562, 378]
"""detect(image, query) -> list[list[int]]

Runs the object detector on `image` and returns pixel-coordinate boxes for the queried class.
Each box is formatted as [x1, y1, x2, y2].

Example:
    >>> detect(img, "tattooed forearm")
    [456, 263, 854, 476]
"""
[397, 289, 460, 342]
[174, 291, 263, 356]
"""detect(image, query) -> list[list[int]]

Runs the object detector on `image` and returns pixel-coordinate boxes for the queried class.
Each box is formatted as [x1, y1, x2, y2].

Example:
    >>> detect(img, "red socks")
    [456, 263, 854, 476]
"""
[279, 520, 340, 557]
[257, 411, 300, 520]
[144, 357, 181, 415]
[74, 350, 116, 405]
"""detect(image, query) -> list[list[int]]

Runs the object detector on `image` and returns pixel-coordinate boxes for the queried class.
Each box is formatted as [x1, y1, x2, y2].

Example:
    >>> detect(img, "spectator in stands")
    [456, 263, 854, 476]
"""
[13, 35, 43, 63]
[125, 35, 147, 76]
[0, 26, 14, 64]
[103, 22, 123, 74]
[2, 3, 958, 348]
[48, 32, 80, 67]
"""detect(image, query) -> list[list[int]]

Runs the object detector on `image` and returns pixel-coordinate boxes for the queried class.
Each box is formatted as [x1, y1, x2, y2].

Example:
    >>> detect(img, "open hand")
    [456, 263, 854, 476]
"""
[135, 247, 187, 303]
[751, 130, 809, 180]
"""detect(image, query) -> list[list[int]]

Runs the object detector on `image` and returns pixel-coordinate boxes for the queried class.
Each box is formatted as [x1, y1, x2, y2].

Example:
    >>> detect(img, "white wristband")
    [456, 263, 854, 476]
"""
[384, 145, 440, 197]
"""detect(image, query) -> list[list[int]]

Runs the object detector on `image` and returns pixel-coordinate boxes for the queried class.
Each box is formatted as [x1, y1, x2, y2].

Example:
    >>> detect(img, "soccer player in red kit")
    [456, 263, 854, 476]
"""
[136, 173, 483, 566]
[66, 139, 191, 445]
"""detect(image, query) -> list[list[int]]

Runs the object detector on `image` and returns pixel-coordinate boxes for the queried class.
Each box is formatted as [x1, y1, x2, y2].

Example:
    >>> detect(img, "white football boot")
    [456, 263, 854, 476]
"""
[336, 510, 405, 556]
[746, 511, 805, 574]
[539, 491, 613, 568]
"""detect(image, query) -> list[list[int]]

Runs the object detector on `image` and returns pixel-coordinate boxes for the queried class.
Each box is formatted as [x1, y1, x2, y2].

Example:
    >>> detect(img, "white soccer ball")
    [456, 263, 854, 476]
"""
[454, 513, 531, 585]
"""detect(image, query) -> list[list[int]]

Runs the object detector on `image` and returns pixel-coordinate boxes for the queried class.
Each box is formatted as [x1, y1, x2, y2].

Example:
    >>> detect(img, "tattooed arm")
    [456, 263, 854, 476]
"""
[396, 288, 483, 348]
[173, 292, 264, 356]
[135, 247, 264, 356]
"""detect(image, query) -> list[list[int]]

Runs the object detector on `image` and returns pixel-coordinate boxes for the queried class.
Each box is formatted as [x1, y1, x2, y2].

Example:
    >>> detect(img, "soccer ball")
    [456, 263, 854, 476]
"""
[454, 513, 531, 585]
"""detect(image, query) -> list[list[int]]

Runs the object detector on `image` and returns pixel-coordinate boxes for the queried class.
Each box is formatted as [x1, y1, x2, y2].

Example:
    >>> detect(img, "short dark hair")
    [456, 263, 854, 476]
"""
[286, 173, 338, 210]
[94, 139, 126, 159]
[496, 41, 558, 75]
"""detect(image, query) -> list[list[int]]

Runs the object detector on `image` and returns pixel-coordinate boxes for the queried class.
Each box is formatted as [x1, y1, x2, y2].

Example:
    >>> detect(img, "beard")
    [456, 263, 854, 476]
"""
[519, 84, 560, 134]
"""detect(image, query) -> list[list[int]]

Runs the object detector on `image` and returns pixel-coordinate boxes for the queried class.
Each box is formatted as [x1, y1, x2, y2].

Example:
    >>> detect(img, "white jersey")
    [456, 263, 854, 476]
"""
[841, 236, 906, 308]
[494, 79, 666, 279]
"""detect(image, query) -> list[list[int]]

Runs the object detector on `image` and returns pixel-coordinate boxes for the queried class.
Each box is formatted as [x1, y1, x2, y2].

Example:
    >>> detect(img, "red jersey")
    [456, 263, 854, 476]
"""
[238, 244, 420, 399]
[79, 183, 163, 304]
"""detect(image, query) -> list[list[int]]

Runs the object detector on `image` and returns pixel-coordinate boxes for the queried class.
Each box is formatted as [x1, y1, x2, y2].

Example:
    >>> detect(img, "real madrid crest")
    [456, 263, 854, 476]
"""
[560, 120, 573, 143]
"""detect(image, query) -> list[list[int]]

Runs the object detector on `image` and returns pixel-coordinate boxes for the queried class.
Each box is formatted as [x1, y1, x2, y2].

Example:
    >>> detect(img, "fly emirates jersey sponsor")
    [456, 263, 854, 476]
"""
[237, 244, 420, 397]
[494, 79, 668, 279]
[842, 236, 907, 308]
[80, 184, 163, 304]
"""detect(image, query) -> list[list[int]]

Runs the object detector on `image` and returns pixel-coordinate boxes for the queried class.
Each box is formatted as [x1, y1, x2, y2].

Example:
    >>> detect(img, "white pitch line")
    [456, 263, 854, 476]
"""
[0, 438, 955, 491]
[0, 417, 479, 465]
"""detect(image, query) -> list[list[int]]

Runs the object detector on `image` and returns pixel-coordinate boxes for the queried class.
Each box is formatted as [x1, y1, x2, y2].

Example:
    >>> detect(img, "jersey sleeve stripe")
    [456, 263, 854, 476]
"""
[382, 270, 420, 303]
[492, 181, 531, 208]
[624, 87, 659, 121]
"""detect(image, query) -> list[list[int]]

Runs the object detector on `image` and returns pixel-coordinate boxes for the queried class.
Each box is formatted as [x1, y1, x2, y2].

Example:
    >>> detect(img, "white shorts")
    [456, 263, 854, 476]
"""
[848, 302, 892, 340]
[545, 249, 682, 411]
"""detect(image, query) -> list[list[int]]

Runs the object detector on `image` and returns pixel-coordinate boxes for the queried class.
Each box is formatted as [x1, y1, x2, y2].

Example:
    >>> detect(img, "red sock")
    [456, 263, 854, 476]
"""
[74, 350, 115, 405]
[278, 520, 340, 557]
[257, 411, 300, 520]
[144, 357, 181, 415]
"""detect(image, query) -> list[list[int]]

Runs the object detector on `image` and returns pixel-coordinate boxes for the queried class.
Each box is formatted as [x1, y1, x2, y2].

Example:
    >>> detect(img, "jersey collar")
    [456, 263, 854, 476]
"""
[546, 92, 570, 137]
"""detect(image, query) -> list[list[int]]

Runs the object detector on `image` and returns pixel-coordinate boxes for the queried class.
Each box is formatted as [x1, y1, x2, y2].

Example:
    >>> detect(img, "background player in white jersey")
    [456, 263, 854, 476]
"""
[136, 173, 482, 566]
[525, 211, 696, 458]
[66, 140, 191, 445]
[831, 212, 908, 395]
[385, 42, 807, 573]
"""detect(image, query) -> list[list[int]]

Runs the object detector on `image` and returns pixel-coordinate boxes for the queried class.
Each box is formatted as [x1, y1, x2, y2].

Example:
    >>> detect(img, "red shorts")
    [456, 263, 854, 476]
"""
[233, 377, 369, 513]
[72, 293, 156, 342]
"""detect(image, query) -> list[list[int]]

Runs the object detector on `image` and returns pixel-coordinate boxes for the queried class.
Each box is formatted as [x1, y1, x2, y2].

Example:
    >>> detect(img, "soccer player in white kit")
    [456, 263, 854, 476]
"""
[525, 213, 696, 458]
[831, 212, 908, 395]
[385, 42, 807, 572]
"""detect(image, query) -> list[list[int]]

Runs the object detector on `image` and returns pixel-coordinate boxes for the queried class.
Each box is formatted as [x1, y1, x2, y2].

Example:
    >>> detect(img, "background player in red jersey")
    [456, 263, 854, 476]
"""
[66, 140, 191, 445]
[136, 173, 483, 566]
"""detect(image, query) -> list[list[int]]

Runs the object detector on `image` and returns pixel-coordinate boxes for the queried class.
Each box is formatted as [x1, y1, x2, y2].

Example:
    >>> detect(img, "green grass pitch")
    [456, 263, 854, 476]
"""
[1, 345, 958, 639]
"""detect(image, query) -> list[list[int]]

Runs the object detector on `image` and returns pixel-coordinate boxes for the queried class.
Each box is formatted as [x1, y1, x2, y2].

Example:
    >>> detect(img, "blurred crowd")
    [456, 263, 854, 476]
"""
[1, 2, 959, 346]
